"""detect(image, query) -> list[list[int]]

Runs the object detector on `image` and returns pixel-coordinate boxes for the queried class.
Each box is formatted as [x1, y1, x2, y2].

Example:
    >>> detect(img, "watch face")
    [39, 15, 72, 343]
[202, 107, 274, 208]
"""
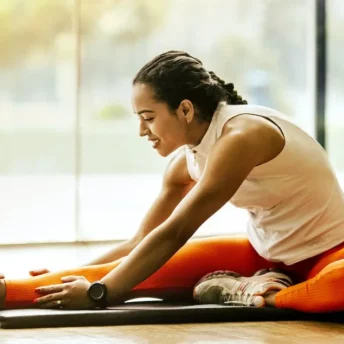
[90, 283, 105, 301]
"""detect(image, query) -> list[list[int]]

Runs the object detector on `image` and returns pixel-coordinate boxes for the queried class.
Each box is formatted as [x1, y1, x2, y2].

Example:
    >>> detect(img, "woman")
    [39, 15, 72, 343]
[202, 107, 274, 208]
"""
[1, 50, 344, 312]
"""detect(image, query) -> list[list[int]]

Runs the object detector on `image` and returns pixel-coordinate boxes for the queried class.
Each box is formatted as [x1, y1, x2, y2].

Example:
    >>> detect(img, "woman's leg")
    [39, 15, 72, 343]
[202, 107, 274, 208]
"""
[275, 242, 344, 312]
[2, 236, 275, 308]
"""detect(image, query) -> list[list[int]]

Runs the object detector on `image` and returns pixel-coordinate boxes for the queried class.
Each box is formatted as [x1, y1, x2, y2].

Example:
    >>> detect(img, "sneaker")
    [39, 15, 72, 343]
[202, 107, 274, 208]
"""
[193, 268, 293, 307]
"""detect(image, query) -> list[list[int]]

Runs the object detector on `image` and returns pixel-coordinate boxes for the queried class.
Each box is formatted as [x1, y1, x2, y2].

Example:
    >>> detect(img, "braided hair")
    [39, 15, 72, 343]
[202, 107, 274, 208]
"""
[133, 50, 247, 122]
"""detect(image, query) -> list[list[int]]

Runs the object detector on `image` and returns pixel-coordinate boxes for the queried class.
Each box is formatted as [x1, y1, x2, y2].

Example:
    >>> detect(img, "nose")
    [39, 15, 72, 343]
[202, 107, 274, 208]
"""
[139, 119, 149, 137]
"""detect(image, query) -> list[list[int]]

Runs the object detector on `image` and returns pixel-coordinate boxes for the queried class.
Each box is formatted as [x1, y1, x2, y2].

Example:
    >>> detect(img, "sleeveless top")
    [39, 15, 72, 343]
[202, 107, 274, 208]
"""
[184, 102, 344, 265]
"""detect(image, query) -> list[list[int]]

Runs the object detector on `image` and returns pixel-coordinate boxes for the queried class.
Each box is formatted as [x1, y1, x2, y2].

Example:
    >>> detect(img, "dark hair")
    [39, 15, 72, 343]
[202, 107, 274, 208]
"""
[133, 50, 247, 122]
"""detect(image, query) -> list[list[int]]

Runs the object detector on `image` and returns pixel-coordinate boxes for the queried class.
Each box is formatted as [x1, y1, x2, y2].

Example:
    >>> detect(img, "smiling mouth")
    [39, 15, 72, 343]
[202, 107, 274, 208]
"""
[150, 140, 159, 148]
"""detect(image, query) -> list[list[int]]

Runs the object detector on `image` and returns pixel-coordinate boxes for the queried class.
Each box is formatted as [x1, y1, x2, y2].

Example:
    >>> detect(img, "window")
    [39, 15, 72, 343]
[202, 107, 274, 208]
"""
[0, 0, 76, 243]
[0, 0, 322, 243]
[327, 0, 344, 188]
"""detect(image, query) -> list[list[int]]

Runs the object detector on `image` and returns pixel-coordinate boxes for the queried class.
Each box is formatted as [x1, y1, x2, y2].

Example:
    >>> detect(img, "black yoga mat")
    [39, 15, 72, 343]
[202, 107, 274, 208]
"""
[1, 301, 344, 329]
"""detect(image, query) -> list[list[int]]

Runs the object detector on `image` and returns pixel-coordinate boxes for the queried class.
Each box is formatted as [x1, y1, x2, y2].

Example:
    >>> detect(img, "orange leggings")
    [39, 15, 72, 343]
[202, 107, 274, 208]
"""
[4, 236, 344, 312]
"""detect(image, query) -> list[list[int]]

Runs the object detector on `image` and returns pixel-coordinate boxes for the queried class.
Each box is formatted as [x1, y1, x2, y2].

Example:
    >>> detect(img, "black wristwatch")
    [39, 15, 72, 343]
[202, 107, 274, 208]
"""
[87, 281, 108, 308]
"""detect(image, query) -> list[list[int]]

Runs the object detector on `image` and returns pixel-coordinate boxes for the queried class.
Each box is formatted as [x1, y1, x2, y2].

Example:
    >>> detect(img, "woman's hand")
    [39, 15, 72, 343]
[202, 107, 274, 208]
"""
[29, 268, 50, 277]
[34, 276, 95, 310]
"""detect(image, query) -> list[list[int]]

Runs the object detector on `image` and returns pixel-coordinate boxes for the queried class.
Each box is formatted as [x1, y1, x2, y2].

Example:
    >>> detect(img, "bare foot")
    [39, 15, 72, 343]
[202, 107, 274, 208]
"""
[0, 279, 6, 309]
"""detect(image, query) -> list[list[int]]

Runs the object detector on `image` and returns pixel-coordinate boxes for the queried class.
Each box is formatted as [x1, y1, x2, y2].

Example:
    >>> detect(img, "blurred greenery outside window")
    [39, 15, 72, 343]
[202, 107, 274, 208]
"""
[0, 0, 343, 244]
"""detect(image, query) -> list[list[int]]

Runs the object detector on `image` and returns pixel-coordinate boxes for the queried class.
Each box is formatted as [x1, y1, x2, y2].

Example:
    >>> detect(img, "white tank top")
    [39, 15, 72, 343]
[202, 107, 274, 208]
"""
[185, 102, 344, 265]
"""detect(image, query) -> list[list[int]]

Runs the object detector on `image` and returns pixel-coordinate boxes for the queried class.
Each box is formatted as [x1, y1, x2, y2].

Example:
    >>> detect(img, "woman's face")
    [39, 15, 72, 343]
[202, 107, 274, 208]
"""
[132, 83, 190, 157]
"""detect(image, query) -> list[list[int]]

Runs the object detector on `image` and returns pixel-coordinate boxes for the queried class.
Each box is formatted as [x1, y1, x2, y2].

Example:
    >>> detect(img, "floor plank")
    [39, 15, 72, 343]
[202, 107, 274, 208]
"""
[1, 321, 344, 344]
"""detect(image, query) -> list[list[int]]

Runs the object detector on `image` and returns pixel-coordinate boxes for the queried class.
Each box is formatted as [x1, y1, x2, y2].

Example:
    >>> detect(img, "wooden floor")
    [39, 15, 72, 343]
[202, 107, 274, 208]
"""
[1, 321, 344, 343]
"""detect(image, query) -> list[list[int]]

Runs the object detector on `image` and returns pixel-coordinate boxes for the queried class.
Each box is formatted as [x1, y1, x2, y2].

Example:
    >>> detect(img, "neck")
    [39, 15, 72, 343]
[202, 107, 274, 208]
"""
[186, 120, 211, 148]
[186, 102, 225, 148]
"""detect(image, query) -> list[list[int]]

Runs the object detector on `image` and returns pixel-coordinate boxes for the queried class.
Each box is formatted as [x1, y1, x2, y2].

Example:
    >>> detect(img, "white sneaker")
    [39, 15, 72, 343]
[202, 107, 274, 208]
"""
[193, 268, 293, 307]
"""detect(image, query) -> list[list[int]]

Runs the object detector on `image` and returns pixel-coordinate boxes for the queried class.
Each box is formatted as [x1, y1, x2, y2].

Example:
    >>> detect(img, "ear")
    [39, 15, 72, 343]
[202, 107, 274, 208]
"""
[178, 99, 195, 124]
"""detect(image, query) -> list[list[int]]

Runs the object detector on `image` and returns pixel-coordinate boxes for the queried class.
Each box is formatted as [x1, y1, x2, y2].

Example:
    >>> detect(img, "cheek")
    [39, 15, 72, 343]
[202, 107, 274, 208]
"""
[153, 117, 186, 143]
[162, 124, 185, 142]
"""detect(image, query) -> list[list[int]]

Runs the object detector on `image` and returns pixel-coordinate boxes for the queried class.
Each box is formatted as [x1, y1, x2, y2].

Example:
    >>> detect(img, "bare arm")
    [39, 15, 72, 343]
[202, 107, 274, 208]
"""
[86, 149, 195, 265]
[85, 240, 136, 266]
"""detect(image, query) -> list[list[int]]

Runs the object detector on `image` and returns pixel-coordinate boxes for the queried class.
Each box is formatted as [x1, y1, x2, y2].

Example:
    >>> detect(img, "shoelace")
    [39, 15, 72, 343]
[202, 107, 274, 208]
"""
[222, 281, 262, 306]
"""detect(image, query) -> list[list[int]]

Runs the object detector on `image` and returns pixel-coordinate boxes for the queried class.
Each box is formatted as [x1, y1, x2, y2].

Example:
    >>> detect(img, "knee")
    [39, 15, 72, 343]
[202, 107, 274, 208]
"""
[315, 259, 344, 283]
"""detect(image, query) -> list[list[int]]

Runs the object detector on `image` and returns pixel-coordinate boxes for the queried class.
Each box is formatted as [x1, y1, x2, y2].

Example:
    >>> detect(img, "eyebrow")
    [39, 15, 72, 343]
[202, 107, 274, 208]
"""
[136, 109, 154, 115]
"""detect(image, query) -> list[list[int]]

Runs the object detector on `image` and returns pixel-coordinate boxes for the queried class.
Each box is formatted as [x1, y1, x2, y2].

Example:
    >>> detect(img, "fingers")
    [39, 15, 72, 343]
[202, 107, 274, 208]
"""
[29, 268, 50, 277]
[61, 275, 86, 283]
[34, 291, 67, 309]
[35, 284, 64, 295]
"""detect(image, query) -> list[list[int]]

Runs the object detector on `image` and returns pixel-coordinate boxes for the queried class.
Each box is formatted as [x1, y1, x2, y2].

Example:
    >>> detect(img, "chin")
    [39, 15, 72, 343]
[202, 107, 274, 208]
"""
[157, 146, 178, 157]
[157, 149, 170, 157]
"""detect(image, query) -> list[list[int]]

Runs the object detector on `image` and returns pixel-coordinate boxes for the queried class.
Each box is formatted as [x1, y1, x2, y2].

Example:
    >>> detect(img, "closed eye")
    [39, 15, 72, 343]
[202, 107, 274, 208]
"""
[144, 118, 154, 122]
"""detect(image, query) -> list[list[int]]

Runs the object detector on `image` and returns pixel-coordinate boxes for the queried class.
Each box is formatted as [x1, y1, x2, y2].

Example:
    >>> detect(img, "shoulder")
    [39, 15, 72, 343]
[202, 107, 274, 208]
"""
[217, 113, 285, 166]
[163, 148, 195, 187]
[221, 113, 282, 136]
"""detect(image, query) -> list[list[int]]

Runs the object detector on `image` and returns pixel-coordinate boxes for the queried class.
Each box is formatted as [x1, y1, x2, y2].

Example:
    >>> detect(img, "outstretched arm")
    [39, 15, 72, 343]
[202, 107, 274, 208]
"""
[34, 115, 284, 309]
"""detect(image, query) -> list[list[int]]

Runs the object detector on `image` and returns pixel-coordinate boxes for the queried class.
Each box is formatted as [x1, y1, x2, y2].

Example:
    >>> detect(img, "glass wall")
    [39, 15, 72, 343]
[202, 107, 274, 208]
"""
[327, 0, 344, 188]
[0, 0, 329, 243]
[0, 0, 76, 243]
